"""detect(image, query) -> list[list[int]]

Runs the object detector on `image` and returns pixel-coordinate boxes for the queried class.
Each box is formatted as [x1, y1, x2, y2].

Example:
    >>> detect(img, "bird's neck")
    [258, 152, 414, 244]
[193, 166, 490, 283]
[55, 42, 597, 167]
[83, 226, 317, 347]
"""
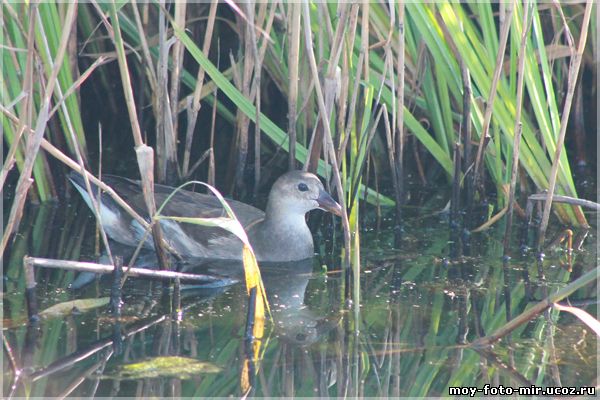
[263, 207, 308, 231]
[250, 203, 314, 261]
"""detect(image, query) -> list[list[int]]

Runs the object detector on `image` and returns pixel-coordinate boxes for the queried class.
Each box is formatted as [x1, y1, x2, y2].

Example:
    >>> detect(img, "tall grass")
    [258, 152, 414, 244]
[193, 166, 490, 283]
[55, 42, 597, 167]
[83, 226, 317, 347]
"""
[365, 2, 589, 226]
[2, 2, 86, 256]
[2, 2, 87, 200]
[2, 2, 594, 259]
[2, 4, 596, 396]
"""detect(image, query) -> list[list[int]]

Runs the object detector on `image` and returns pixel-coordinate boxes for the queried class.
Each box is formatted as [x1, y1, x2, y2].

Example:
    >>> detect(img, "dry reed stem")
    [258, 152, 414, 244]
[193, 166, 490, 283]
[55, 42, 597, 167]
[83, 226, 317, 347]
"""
[131, 3, 159, 104]
[61, 99, 115, 266]
[229, 52, 242, 87]
[169, 1, 187, 137]
[338, 44, 364, 168]
[1, 3, 77, 258]
[335, 45, 348, 165]
[156, 0, 168, 180]
[473, 1, 514, 190]
[107, 1, 143, 147]
[255, 1, 267, 31]
[287, 2, 301, 171]
[245, 0, 262, 197]
[326, 4, 350, 79]
[108, 1, 173, 267]
[395, 2, 405, 224]
[223, 0, 274, 43]
[471, 206, 508, 233]
[182, 0, 218, 176]
[2, 333, 19, 375]
[297, 61, 315, 129]
[301, 2, 351, 272]
[551, 0, 575, 50]
[229, 1, 276, 191]
[184, 149, 211, 180]
[25, 256, 228, 284]
[538, 0, 593, 246]
[209, 84, 218, 186]
[306, 3, 349, 174]
[350, 104, 385, 207]
[157, 0, 178, 183]
[528, 193, 600, 211]
[135, 145, 171, 270]
[48, 55, 108, 118]
[361, 1, 370, 79]
[24, 257, 38, 319]
[323, 5, 349, 162]
[230, 4, 255, 192]
[335, 4, 360, 161]
[319, 3, 334, 44]
[178, 66, 234, 112]
[249, 4, 276, 103]
[0, 125, 27, 191]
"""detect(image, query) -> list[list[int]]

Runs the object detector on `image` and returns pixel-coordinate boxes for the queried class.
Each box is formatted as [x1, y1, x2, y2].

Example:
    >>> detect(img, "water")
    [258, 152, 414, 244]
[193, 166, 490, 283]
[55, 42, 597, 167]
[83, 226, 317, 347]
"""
[2, 194, 597, 397]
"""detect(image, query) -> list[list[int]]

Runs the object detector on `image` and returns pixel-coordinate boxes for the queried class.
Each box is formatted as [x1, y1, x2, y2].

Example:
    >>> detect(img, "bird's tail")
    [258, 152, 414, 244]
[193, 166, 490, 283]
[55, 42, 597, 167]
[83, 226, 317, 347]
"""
[68, 171, 103, 209]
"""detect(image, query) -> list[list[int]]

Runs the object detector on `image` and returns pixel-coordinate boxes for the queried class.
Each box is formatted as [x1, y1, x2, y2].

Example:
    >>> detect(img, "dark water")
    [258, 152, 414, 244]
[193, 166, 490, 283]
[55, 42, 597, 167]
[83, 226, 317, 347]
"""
[2, 194, 597, 398]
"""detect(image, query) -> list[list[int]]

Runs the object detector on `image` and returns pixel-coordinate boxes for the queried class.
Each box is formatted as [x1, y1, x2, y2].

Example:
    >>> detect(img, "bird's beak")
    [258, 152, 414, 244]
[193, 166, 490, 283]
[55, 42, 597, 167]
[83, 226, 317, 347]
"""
[316, 189, 343, 217]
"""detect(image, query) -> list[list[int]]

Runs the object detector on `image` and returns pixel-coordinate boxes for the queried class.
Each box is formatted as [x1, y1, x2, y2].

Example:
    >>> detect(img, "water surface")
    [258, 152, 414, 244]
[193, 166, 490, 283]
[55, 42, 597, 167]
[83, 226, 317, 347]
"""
[3, 194, 597, 397]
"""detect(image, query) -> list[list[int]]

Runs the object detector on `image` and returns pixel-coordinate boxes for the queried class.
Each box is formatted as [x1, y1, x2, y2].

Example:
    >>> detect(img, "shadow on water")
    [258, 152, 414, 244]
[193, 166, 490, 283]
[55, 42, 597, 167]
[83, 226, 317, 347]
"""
[2, 193, 597, 397]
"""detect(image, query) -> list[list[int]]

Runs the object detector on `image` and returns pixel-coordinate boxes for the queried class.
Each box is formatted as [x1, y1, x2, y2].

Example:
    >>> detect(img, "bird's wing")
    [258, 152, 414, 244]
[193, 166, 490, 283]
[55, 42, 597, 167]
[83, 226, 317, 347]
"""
[103, 176, 264, 255]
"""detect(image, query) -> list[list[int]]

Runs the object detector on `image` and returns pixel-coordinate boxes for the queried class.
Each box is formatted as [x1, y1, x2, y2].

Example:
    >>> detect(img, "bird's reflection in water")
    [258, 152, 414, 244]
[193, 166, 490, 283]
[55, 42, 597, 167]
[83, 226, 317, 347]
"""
[259, 259, 340, 346]
[71, 241, 339, 347]
[182, 257, 340, 347]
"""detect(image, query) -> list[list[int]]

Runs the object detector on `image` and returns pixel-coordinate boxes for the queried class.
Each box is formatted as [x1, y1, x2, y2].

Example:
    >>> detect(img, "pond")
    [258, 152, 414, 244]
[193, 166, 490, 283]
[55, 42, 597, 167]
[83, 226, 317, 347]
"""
[3, 188, 597, 398]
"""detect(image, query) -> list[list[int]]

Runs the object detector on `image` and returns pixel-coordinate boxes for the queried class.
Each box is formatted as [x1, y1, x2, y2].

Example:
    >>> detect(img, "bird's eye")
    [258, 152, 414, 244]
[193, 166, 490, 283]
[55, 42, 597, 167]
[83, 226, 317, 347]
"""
[297, 183, 309, 192]
[296, 333, 307, 342]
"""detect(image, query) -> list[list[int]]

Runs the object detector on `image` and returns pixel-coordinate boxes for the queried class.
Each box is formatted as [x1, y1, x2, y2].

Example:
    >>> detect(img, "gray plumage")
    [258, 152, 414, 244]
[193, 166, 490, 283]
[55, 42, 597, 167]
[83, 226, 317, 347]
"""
[69, 171, 342, 262]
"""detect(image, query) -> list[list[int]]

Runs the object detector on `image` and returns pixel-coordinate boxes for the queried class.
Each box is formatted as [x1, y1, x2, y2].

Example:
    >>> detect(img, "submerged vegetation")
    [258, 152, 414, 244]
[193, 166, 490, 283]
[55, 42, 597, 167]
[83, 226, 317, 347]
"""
[1, 1, 597, 397]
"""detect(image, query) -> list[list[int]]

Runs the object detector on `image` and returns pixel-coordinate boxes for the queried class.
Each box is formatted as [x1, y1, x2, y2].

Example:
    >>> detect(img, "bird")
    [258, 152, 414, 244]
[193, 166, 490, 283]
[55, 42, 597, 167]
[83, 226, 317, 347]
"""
[69, 170, 343, 262]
